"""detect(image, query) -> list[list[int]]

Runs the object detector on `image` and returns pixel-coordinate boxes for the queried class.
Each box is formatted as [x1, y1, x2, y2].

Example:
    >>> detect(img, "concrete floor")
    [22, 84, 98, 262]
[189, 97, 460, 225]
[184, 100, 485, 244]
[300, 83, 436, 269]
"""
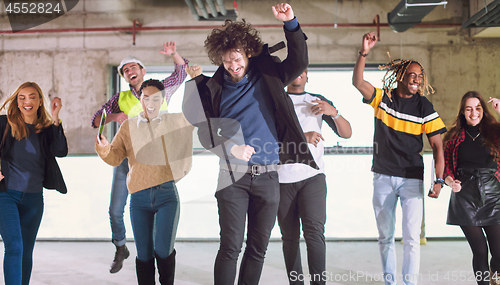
[3, 239, 478, 285]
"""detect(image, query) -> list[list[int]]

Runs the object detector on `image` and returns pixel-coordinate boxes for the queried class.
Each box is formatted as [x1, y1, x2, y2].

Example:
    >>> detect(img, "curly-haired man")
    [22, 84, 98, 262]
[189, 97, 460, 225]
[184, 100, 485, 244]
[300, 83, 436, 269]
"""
[186, 3, 314, 285]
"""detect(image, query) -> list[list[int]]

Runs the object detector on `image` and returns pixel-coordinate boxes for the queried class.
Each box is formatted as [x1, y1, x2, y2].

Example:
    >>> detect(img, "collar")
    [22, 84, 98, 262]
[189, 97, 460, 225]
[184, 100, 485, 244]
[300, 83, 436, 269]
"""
[137, 111, 166, 127]
[287, 91, 307, 96]
[129, 85, 140, 98]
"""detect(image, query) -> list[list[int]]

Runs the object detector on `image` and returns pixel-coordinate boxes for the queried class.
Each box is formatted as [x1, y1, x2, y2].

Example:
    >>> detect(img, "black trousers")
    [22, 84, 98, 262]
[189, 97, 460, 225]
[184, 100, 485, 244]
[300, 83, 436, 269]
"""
[278, 173, 327, 285]
[214, 169, 280, 285]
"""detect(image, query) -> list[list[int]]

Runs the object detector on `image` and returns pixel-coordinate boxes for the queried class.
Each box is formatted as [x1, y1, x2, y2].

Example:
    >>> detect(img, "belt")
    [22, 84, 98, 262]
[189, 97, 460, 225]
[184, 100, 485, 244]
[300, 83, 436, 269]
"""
[458, 168, 497, 207]
[220, 164, 278, 176]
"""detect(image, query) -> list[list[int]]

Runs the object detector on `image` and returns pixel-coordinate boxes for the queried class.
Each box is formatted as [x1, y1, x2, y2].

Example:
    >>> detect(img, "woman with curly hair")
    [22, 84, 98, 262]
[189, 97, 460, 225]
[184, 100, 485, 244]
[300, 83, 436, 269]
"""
[444, 91, 500, 285]
[0, 81, 67, 285]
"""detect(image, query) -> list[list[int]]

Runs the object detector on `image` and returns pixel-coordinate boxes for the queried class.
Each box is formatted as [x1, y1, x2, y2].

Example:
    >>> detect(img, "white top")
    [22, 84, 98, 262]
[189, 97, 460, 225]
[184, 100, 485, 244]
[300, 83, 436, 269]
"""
[278, 92, 325, 183]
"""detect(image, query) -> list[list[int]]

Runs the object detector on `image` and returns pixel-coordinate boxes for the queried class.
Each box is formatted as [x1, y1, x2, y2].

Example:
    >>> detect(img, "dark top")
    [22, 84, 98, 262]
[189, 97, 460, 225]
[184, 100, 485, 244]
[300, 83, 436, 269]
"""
[8, 124, 45, 193]
[363, 88, 447, 179]
[219, 65, 279, 165]
[458, 124, 496, 169]
[0, 115, 68, 194]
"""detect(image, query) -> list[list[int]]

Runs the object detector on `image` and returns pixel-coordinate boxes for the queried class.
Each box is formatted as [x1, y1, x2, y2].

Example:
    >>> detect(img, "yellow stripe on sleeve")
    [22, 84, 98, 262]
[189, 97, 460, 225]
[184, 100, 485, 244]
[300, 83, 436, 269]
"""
[423, 117, 446, 135]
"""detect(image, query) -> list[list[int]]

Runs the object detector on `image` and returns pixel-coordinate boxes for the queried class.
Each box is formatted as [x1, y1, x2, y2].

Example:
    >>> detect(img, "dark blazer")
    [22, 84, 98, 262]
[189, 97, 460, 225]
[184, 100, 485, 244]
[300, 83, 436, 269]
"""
[189, 24, 317, 169]
[0, 115, 68, 194]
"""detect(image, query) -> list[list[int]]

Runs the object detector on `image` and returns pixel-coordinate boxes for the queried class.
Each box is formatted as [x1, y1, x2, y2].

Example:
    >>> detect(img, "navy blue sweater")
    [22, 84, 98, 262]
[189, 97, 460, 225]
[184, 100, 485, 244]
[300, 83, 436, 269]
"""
[219, 66, 279, 165]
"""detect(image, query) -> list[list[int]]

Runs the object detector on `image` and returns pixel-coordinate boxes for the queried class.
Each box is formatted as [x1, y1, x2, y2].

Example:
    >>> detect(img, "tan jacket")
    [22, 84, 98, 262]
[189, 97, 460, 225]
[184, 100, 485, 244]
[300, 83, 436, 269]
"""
[96, 112, 194, 194]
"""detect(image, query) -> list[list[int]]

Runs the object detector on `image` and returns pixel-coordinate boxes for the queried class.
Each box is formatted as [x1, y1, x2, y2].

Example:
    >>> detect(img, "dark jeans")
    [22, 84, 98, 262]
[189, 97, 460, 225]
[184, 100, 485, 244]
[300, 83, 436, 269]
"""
[0, 189, 43, 285]
[278, 174, 327, 285]
[130, 181, 179, 261]
[214, 169, 280, 285]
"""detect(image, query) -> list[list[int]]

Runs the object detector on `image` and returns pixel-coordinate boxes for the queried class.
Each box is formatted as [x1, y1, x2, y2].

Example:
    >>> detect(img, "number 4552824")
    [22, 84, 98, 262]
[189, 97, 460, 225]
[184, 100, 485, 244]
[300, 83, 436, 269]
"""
[5, 2, 62, 14]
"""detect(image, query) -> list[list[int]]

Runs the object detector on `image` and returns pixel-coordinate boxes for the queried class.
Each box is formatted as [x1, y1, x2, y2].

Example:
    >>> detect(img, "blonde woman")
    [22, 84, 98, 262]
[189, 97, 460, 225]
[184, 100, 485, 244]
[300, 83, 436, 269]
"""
[0, 82, 67, 285]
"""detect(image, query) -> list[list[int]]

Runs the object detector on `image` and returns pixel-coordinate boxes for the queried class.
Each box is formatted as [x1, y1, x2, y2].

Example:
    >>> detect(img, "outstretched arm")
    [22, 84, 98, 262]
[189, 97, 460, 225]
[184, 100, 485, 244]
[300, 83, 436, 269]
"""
[159, 41, 186, 66]
[159, 41, 189, 105]
[353, 32, 377, 100]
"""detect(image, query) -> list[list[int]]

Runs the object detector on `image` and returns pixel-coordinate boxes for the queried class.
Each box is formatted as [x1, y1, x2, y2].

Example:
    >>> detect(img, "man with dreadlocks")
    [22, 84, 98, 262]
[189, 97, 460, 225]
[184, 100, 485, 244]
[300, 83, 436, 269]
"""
[352, 32, 447, 285]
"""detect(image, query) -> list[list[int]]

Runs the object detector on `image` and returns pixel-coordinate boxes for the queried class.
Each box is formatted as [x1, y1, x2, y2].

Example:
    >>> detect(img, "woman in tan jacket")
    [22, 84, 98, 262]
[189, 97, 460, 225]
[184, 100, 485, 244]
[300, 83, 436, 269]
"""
[96, 79, 193, 284]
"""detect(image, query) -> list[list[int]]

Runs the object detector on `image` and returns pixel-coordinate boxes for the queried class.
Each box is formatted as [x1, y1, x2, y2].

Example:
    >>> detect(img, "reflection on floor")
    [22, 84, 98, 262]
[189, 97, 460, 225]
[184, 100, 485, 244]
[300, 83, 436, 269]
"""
[3, 239, 474, 285]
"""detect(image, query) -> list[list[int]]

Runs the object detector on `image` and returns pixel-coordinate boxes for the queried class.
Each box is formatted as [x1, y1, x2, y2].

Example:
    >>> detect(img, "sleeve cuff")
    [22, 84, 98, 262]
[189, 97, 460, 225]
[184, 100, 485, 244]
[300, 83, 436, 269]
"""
[283, 17, 298, 31]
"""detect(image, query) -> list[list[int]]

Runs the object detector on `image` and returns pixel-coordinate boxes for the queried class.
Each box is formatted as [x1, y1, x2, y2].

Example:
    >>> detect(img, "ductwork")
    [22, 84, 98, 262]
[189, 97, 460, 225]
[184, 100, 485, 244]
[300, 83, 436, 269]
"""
[462, 0, 500, 28]
[184, 0, 236, 21]
[388, 0, 448, 32]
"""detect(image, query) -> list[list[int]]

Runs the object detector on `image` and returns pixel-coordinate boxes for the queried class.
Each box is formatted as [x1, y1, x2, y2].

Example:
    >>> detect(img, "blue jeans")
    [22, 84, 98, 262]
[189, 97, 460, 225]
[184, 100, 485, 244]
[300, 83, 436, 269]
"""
[0, 189, 43, 285]
[109, 158, 129, 246]
[373, 173, 423, 285]
[130, 181, 179, 261]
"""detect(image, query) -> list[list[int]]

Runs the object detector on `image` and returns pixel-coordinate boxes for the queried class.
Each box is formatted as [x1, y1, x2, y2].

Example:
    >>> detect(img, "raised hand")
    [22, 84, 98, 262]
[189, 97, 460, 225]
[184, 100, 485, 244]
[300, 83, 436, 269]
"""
[272, 3, 294, 22]
[186, 65, 202, 79]
[361, 31, 377, 54]
[51, 97, 62, 125]
[488, 97, 500, 115]
[159, 41, 177, 56]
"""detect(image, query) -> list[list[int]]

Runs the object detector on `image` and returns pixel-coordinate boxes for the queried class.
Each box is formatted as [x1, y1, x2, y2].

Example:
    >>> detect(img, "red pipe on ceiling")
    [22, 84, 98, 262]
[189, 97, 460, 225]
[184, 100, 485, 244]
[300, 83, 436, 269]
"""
[0, 19, 462, 36]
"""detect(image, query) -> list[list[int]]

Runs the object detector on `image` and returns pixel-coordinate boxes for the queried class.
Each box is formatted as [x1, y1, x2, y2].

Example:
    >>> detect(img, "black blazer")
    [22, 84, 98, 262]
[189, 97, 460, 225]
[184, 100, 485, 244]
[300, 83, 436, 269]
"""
[0, 115, 68, 194]
[188, 24, 318, 169]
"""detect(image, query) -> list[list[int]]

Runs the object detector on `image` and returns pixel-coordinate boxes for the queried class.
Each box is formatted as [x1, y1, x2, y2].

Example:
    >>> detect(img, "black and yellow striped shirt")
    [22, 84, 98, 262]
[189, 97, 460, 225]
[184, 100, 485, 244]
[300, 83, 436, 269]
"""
[364, 88, 446, 179]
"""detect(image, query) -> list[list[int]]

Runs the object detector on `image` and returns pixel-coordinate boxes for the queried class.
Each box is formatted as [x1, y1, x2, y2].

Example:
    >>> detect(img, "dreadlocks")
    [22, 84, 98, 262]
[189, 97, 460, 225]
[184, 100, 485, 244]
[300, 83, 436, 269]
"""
[378, 53, 434, 101]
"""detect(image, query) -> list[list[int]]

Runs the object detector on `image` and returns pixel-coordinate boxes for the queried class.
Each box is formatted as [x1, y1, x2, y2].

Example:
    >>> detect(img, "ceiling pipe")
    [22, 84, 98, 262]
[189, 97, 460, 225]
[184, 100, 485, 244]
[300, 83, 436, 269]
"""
[205, 0, 218, 18]
[184, 0, 200, 21]
[132, 19, 141, 45]
[194, 0, 210, 19]
[373, 15, 380, 40]
[216, 0, 227, 16]
[0, 16, 462, 43]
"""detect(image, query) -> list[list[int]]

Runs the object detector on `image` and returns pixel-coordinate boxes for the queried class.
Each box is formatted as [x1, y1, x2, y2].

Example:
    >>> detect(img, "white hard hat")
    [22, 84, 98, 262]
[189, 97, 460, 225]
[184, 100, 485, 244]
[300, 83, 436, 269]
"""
[117, 56, 144, 77]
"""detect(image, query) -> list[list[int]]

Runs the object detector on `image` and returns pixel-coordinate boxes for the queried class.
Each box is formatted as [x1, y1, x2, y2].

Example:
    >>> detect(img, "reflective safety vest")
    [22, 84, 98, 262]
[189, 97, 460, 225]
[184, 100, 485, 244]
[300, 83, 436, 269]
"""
[117, 90, 169, 118]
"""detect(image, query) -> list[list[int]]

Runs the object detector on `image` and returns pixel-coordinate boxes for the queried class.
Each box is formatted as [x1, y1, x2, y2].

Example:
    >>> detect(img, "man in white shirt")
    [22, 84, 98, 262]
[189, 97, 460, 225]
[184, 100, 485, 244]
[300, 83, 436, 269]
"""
[278, 69, 352, 285]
